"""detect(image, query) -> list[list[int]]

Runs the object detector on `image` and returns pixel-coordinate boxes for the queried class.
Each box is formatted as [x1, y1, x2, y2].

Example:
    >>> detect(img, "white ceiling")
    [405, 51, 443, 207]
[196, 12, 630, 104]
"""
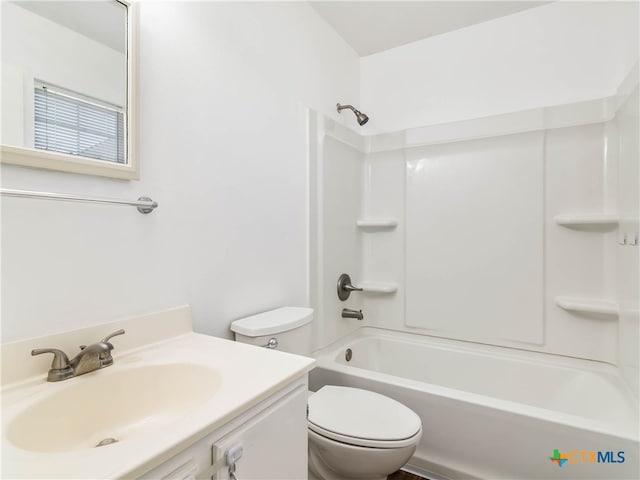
[14, 1, 126, 53]
[15, 1, 549, 58]
[310, 1, 551, 57]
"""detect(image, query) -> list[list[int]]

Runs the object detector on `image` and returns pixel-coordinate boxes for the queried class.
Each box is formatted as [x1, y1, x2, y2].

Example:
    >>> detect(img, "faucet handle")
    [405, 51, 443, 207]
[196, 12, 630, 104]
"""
[32, 348, 74, 381]
[101, 329, 125, 344]
[31, 348, 70, 369]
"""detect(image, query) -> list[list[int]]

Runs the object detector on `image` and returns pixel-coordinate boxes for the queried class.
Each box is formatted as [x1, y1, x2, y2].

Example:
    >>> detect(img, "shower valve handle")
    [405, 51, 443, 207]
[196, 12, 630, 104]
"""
[343, 283, 363, 292]
[337, 273, 362, 301]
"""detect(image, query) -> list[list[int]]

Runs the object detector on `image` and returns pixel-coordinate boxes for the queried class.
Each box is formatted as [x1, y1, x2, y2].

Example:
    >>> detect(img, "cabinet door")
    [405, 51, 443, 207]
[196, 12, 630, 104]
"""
[213, 386, 308, 480]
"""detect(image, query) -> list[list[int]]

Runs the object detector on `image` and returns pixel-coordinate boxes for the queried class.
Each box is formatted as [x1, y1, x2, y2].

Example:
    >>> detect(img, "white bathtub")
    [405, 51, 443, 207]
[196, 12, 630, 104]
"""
[309, 328, 639, 480]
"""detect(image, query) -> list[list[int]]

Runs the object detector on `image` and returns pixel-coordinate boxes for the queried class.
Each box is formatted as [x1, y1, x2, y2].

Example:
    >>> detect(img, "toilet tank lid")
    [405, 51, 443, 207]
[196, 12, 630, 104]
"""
[230, 307, 313, 337]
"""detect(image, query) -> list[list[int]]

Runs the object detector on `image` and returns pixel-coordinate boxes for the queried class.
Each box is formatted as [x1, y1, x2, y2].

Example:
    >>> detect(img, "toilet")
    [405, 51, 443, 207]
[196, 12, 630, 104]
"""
[230, 307, 422, 480]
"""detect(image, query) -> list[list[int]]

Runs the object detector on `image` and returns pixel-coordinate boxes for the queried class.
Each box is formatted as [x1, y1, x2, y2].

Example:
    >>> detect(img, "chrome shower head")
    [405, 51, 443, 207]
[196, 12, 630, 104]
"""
[337, 103, 369, 126]
[355, 110, 369, 126]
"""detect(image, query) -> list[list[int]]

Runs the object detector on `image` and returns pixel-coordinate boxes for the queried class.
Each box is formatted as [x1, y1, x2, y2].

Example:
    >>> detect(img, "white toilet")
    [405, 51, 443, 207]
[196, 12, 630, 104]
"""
[231, 307, 422, 480]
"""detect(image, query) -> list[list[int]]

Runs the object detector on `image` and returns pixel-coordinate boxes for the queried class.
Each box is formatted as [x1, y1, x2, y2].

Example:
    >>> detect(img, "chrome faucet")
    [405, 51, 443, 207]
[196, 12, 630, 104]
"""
[342, 308, 364, 320]
[32, 329, 125, 382]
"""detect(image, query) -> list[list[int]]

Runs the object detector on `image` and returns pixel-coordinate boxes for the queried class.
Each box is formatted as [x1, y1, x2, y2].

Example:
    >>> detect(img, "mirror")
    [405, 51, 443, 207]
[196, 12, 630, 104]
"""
[0, 0, 137, 179]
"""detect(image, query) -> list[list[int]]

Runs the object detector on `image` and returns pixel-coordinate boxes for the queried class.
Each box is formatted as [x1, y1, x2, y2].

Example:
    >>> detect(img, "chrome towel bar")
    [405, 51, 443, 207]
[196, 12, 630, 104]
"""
[0, 188, 158, 214]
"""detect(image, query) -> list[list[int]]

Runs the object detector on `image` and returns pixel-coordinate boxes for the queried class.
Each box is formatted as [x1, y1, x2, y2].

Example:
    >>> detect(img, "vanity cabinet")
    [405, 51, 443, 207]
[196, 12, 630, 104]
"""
[139, 378, 308, 480]
[2, 307, 315, 479]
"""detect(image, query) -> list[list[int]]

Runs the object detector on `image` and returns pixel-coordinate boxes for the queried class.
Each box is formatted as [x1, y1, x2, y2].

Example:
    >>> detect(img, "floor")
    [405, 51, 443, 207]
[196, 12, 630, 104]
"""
[387, 470, 426, 480]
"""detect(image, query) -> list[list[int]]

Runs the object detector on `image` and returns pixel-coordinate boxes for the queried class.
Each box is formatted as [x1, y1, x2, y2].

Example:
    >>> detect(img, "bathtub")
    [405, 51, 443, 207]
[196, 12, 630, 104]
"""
[309, 327, 639, 480]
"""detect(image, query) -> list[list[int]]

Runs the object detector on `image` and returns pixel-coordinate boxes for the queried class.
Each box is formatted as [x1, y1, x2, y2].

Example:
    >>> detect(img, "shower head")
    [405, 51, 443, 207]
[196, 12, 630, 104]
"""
[336, 103, 369, 126]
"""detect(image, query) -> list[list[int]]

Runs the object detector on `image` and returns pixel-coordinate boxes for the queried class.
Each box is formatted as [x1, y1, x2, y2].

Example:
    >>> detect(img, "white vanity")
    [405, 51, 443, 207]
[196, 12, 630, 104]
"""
[1, 306, 315, 479]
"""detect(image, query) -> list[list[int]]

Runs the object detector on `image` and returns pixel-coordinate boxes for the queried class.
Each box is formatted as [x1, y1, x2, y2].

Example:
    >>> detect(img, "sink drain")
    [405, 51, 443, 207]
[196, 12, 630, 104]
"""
[96, 438, 119, 447]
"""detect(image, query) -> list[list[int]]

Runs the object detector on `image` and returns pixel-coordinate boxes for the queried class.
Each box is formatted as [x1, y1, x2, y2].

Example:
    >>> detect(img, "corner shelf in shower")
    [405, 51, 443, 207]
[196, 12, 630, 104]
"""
[554, 214, 618, 227]
[356, 219, 398, 231]
[359, 282, 398, 294]
[555, 296, 619, 316]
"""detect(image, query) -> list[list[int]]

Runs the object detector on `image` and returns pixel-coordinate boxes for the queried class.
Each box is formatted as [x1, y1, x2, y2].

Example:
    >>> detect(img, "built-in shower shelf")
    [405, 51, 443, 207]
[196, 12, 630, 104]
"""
[356, 219, 398, 230]
[554, 214, 618, 226]
[360, 282, 398, 294]
[555, 296, 619, 316]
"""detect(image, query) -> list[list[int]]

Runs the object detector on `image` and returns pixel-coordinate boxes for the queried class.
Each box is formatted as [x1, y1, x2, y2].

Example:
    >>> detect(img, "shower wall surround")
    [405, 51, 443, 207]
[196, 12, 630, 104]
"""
[310, 69, 639, 396]
[309, 113, 367, 351]
[404, 131, 544, 345]
[363, 122, 617, 363]
[616, 85, 640, 397]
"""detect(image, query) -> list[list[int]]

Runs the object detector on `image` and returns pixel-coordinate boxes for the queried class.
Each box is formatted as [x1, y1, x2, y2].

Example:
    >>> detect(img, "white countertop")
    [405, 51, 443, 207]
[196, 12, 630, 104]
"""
[1, 306, 315, 479]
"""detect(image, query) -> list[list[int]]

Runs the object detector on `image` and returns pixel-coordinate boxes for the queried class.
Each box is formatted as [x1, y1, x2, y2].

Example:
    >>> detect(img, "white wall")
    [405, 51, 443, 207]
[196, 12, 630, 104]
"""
[1, 1, 359, 343]
[360, 1, 639, 133]
[3, 0, 637, 372]
[1, 2, 125, 148]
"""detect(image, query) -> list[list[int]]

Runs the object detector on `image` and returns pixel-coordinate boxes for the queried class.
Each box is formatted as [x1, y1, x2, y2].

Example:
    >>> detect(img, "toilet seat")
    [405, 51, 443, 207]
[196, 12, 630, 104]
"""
[308, 386, 422, 449]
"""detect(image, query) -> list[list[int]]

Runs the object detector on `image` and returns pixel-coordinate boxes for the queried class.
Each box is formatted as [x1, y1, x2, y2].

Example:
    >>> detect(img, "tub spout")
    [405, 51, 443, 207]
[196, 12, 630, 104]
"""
[342, 308, 364, 320]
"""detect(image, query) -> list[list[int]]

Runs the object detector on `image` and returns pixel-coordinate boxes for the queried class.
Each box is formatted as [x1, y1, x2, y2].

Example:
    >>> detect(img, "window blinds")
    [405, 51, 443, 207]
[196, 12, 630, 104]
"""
[34, 81, 125, 164]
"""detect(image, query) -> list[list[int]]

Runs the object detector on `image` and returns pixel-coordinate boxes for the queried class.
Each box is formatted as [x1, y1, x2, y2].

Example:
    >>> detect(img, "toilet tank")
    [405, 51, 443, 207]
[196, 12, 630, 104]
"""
[230, 307, 313, 356]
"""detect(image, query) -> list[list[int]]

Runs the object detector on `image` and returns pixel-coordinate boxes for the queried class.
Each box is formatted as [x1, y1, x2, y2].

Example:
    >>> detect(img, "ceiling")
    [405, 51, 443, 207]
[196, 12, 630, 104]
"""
[15, 1, 549, 57]
[309, 1, 551, 57]
[15, 1, 126, 53]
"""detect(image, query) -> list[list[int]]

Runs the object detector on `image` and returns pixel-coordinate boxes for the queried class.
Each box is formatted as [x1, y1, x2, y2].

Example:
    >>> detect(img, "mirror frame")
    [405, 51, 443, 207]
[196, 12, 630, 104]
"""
[0, 0, 139, 180]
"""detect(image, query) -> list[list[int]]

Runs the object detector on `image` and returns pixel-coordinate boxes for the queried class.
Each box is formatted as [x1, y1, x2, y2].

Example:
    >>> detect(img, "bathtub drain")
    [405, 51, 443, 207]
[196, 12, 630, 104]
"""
[96, 438, 119, 447]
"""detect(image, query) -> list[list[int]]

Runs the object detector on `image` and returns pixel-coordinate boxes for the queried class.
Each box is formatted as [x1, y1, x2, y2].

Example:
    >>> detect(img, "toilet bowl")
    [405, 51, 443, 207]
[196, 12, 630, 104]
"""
[231, 307, 423, 480]
[307, 385, 422, 480]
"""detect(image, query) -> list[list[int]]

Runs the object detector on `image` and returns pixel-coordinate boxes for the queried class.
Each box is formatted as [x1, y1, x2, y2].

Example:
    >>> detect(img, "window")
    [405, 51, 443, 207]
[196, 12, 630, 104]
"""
[34, 81, 125, 164]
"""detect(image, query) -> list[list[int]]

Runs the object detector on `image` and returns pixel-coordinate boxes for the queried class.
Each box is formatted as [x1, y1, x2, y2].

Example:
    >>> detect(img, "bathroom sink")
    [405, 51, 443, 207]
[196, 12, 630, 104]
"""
[8, 363, 221, 453]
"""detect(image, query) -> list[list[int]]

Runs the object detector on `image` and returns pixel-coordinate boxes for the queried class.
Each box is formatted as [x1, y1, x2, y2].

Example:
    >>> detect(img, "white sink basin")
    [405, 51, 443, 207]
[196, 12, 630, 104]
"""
[8, 363, 221, 453]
